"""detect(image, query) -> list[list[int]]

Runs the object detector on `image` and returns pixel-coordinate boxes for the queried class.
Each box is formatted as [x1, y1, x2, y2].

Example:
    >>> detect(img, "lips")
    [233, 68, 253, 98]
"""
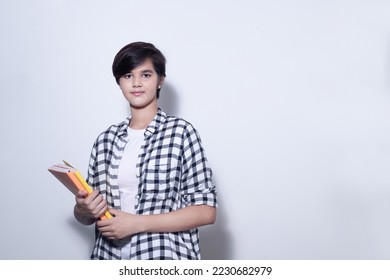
[131, 91, 144, 96]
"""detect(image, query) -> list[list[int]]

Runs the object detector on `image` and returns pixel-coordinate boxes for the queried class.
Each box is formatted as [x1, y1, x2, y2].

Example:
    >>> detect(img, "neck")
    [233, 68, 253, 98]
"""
[129, 104, 158, 130]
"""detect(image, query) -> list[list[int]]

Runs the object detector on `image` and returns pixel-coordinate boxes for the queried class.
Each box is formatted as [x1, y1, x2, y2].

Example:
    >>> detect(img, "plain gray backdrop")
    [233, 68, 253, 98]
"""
[1, 0, 390, 259]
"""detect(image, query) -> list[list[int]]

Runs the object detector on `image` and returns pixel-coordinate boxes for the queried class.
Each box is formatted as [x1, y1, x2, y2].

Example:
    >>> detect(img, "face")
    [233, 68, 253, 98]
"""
[119, 59, 164, 110]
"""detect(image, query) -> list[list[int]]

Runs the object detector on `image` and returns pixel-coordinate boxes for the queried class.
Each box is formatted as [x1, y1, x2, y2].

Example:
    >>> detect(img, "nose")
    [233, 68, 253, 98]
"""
[133, 76, 142, 87]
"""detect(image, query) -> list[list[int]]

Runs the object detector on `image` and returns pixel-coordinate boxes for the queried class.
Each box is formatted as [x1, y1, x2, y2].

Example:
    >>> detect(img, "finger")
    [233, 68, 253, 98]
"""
[96, 218, 111, 228]
[84, 190, 100, 204]
[108, 208, 119, 216]
[99, 227, 118, 240]
[76, 189, 88, 199]
[75, 190, 89, 204]
[85, 193, 104, 210]
[101, 232, 117, 240]
[95, 198, 107, 212]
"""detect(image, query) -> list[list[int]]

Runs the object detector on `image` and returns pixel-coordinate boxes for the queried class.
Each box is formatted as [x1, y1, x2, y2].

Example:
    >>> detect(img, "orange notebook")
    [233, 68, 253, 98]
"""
[48, 161, 112, 220]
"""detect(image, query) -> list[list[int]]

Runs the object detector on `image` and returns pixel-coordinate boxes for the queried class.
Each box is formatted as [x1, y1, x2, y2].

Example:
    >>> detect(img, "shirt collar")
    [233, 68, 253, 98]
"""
[119, 108, 167, 139]
[145, 108, 167, 138]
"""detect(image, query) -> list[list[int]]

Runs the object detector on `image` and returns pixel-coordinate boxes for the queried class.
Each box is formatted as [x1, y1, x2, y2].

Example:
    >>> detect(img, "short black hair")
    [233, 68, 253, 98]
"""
[112, 42, 166, 98]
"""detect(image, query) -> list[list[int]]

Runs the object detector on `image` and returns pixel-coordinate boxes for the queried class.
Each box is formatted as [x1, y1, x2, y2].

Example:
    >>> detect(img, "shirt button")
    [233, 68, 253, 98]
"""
[135, 194, 140, 199]
[136, 173, 141, 178]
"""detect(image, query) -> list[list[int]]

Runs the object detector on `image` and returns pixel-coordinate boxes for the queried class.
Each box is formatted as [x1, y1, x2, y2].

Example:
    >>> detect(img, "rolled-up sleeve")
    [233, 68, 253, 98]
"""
[180, 123, 217, 208]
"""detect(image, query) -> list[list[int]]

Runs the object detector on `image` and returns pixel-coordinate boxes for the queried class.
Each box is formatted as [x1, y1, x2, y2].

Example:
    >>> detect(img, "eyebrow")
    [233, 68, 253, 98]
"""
[126, 68, 155, 75]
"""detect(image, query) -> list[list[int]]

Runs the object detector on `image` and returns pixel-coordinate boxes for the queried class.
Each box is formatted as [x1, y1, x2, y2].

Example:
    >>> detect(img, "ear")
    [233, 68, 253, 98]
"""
[158, 76, 165, 88]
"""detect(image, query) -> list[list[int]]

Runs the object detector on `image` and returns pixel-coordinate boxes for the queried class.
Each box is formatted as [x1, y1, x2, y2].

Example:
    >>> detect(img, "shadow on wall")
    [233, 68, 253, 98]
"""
[158, 82, 180, 116]
[200, 184, 233, 260]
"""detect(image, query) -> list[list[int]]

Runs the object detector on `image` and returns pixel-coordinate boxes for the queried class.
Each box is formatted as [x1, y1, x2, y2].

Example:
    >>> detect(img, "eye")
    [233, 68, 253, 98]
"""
[123, 74, 132, 79]
[142, 73, 152, 78]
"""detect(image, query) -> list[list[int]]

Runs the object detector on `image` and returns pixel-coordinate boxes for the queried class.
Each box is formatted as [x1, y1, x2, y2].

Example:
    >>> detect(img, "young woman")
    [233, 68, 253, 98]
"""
[73, 42, 217, 260]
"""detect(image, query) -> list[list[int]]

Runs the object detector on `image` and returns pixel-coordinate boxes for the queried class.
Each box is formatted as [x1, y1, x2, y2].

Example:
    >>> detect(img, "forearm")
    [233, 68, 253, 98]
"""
[137, 205, 216, 233]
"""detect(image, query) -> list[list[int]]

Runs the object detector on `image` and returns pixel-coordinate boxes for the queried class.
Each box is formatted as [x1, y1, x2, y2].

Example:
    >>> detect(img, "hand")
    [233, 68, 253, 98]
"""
[75, 189, 108, 220]
[96, 209, 141, 240]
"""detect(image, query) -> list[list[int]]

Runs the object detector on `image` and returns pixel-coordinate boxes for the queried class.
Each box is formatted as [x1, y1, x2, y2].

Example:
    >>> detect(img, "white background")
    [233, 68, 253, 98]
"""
[1, 0, 390, 260]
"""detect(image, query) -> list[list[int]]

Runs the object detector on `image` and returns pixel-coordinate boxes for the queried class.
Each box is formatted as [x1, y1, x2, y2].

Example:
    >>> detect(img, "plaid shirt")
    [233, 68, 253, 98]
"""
[86, 108, 217, 259]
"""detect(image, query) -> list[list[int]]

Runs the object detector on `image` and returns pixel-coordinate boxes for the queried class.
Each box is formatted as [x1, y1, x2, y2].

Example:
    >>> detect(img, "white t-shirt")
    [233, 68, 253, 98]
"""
[118, 127, 145, 259]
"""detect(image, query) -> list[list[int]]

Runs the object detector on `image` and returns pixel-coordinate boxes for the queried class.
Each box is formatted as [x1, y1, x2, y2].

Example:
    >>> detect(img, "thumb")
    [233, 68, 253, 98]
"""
[76, 189, 88, 199]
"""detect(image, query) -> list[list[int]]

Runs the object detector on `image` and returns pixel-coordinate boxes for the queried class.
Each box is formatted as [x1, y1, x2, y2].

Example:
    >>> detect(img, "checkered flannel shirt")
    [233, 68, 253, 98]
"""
[86, 108, 217, 259]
